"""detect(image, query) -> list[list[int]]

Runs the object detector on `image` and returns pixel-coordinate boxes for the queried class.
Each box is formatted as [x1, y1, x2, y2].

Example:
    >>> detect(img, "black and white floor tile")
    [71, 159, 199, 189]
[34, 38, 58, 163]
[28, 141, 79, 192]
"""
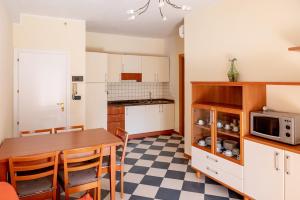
[66, 133, 243, 200]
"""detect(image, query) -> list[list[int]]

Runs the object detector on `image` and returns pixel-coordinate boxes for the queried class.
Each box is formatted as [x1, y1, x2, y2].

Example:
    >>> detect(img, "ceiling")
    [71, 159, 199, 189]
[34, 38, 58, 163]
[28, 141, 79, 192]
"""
[3, 0, 214, 38]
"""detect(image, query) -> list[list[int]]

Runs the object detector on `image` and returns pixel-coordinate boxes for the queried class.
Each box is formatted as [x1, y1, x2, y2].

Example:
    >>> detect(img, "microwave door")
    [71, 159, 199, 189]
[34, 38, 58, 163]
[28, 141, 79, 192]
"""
[253, 116, 280, 139]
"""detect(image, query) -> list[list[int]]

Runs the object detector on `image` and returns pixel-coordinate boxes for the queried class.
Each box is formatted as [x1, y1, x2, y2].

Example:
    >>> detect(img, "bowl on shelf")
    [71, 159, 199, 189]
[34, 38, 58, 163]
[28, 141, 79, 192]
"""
[198, 139, 206, 146]
[223, 140, 238, 150]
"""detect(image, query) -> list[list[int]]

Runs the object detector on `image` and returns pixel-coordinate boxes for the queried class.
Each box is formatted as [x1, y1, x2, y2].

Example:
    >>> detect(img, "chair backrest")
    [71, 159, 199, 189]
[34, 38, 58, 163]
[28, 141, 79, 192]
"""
[20, 128, 53, 137]
[9, 151, 59, 192]
[54, 125, 84, 134]
[62, 145, 103, 187]
[115, 128, 129, 163]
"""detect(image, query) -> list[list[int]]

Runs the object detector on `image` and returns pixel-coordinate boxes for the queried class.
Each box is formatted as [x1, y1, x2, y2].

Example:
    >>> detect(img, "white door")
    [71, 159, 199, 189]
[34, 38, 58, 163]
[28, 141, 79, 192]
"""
[244, 140, 284, 200]
[156, 57, 170, 82]
[141, 56, 158, 82]
[86, 52, 107, 83]
[125, 106, 146, 134]
[122, 55, 141, 73]
[85, 83, 107, 129]
[108, 54, 122, 82]
[160, 104, 175, 130]
[285, 150, 300, 200]
[17, 50, 69, 132]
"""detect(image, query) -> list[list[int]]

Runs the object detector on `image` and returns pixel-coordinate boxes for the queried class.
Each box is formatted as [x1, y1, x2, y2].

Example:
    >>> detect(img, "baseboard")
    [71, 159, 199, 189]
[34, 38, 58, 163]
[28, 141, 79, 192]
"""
[128, 129, 174, 139]
[184, 153, 191, 159]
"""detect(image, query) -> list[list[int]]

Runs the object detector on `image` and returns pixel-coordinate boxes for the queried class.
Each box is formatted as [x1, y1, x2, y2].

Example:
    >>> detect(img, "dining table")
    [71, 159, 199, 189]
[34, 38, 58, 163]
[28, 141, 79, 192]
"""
[0, 128, 123, 200]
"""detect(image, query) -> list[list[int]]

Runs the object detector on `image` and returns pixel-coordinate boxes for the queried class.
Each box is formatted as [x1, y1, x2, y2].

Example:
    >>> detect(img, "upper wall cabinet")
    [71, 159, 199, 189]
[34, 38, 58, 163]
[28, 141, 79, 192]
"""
[141, 56, 169, 82]
[122, 55, 142, 73]
[86, 52, 108, 83]
[108, 54, 122, 82]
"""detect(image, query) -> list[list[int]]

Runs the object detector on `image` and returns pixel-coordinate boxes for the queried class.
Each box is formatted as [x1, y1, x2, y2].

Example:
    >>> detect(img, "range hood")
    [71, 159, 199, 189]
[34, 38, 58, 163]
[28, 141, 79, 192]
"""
[121, 73, 142, 82]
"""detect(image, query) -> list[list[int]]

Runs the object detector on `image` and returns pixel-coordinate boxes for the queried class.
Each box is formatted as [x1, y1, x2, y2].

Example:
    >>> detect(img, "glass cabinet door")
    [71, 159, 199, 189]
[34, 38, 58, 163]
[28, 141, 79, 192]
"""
[192, 105, 214, 153]
[215, 109, 242, 163]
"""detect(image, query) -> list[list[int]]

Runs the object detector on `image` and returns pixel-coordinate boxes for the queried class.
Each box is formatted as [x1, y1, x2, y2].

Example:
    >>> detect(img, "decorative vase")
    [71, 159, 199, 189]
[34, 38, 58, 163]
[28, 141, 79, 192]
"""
[227, 58, 239, 82]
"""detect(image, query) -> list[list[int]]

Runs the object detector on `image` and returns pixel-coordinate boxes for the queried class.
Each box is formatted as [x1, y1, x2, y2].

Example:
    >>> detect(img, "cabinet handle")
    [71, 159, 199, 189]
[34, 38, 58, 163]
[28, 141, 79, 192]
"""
[274, 152, 279, 171]
[285, 155, 290, 175]
[206, 167, 218, 175]
[206, 155, 218, 163]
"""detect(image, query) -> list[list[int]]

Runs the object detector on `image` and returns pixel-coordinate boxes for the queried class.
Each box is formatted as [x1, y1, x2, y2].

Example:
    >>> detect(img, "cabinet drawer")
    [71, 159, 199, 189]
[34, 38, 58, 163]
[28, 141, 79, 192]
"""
[108, 114, 125, 122]
[215, 155, 243, 180]
[108, 106, 125, 115]
[191, 147, 208, 172]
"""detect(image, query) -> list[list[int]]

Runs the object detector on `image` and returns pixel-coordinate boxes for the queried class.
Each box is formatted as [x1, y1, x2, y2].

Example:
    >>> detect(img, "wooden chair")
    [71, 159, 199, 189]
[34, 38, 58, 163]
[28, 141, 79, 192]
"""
[9, 151, 59, 200]
[54, 125, 84, 134]
[102, 128, 129, 199]
[59, 146, 103, 200]
[20, 128, 53, 137]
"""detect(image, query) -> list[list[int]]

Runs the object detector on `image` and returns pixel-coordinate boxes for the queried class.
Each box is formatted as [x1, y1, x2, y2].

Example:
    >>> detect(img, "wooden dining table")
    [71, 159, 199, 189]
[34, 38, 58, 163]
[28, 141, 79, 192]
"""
[0, 128, 123, 200]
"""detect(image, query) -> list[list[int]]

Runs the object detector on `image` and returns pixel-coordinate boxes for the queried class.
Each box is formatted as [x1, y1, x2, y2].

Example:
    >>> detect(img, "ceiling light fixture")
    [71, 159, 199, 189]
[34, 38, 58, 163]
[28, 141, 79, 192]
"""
[127, 0, 191, 21]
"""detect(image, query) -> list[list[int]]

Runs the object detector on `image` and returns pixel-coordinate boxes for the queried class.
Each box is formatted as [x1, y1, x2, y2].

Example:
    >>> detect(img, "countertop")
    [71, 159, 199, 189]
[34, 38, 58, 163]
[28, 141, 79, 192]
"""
[108, 99, 175, 107]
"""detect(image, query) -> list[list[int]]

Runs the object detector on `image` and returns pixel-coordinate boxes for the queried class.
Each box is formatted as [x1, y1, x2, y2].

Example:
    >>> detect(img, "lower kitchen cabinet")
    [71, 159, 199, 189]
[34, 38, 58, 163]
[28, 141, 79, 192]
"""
[244, 139, 300, 200]
[125, 104, 174, 134]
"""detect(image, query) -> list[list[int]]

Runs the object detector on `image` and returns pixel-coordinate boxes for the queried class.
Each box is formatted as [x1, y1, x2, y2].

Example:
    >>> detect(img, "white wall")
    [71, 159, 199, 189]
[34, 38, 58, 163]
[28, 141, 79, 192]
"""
[0, 2, 13, 143]
[13, 14, 86, 126]
[166, 35, 184, 132]
[184, 0, 300, 154]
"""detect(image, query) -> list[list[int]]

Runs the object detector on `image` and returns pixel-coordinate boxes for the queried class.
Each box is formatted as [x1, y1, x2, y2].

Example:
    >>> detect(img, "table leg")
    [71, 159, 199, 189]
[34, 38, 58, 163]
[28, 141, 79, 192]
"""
[110, 145, 116, 200]
[0, 161, 8, 182]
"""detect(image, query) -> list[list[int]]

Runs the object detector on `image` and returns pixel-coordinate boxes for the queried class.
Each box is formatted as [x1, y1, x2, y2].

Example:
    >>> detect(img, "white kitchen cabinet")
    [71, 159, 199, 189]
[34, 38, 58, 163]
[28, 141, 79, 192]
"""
[244, 140, 285, 200]
[107, 54, 122, 82]
[86, 52, 107, 83]
[125, 104, 174, 134]
[122, 55, 141, 73]
[284, 150, 300, 200]
[159, 104, 174, 130]
[85, 83, 107, 129]
[141, 56, 169, 82]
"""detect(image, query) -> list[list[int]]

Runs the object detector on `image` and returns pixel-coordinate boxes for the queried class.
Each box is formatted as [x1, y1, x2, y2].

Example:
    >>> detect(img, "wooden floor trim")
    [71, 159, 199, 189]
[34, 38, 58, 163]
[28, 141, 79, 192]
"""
[128, 130, 174, 139]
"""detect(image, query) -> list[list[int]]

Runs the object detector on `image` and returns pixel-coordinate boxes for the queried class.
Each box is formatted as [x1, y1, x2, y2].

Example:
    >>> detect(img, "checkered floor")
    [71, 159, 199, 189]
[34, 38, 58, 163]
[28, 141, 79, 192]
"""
[66, 133, 243, 200]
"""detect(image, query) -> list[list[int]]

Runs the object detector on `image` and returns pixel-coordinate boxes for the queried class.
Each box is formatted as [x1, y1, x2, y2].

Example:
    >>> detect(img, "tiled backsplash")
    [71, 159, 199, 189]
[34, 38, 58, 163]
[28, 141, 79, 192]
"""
[107, 82, 171, 101]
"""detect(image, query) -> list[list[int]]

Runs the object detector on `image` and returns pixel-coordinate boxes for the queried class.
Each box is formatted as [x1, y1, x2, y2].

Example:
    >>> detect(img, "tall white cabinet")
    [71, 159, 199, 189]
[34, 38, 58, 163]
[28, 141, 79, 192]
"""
[244, 139, 300, 200]
[85, 52, 107, 129]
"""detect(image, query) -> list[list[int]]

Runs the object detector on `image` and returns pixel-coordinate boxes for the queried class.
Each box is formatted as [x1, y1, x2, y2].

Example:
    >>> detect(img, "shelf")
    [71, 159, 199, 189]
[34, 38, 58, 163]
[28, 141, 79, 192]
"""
[193, 143, 212, 153]
[217, 129, 240, 139]
[216, 152, 241, 165]
[192, 102, 242, 112]
[194, 123, 211, 131]
[288, 46, 300, 51]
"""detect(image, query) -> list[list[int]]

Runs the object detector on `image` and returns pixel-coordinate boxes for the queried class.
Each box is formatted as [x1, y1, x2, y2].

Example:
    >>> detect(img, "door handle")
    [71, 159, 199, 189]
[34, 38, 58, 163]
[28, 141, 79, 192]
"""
[274, 152, 279, 171]
[57, 102, 64, 112]
[285, 155, 290, 175]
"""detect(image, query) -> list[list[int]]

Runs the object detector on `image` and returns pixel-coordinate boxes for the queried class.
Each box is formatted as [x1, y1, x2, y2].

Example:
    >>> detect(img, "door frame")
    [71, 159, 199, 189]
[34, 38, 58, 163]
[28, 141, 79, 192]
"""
[13, 49, 71, 137]
[179, 54, 185, 136]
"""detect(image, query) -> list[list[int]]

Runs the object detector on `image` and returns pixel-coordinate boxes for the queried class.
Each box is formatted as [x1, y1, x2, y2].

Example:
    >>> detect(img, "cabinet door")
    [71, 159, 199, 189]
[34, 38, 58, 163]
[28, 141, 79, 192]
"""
[141, 56, 158, 82]
[125, 106, 146, 134]
[122, 55, 141, 73]
[85, 83, 107, 129]
[86, 52, 107, 82]
[160, 104, 175, 130]
[285, 150, 300, 200]
[244, 140, 284, 200]
[107, 54, 122, 82]
[156, 57, 169, 82]
[144, 105, 160, 132]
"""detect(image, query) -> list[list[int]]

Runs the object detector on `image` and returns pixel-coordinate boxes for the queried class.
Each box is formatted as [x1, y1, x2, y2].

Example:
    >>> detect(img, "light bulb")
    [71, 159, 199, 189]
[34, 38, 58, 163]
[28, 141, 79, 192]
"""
[159, 1, 165, 8]
[128, 15, 136, 20]
[182, 5, 192, 11]
[126, 9, 135, 15]
[162, 16, 167, 21]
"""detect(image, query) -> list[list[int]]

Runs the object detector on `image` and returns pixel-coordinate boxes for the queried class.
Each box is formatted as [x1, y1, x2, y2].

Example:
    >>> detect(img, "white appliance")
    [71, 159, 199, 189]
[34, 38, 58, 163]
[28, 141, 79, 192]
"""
[85, 52, 108, 129]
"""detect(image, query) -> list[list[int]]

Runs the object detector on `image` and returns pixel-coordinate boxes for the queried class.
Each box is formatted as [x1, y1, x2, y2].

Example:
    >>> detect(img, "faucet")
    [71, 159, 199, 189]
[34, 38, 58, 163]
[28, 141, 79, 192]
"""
[149, 92, 152, 102]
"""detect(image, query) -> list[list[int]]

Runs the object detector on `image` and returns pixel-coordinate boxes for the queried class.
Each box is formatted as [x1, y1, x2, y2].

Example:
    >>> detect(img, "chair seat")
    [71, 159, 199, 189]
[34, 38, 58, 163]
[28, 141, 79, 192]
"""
[58, 168, 98, 187]
[102, 155, 122, 167]
[16, 176, 53, 197]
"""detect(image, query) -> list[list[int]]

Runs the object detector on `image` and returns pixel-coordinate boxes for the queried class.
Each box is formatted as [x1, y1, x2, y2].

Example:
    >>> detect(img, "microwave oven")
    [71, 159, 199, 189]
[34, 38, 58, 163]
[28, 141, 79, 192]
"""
[250, 111, 300, 145]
